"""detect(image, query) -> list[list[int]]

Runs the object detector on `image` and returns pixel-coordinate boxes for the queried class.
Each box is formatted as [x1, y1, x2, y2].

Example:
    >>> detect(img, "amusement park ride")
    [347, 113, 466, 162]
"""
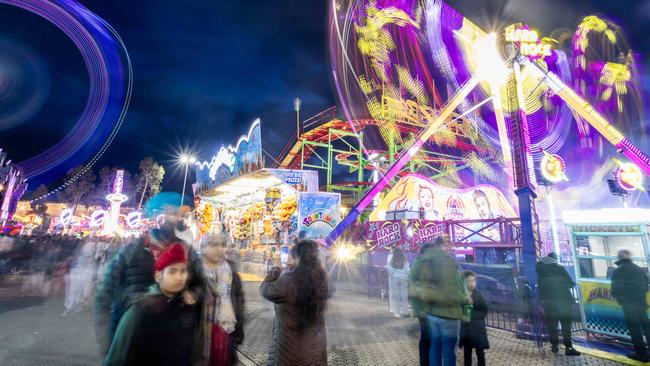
[272, 2, 650, 308]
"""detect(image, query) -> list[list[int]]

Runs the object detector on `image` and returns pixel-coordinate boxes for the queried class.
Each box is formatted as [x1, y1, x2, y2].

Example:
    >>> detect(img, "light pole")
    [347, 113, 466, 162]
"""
[180, 154, 196, 207]
[294, 97, 301, 139]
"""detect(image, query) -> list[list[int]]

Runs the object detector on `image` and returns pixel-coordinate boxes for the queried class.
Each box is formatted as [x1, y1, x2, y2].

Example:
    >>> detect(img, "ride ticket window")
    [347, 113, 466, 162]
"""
[575, 235, 647, 280]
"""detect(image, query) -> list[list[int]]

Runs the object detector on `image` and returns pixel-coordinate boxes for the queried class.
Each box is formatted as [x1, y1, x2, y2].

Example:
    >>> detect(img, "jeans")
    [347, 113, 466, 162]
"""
[622, 305, 650, 356]
[389, 275, 410, 316]
[419, 317, 431, 366]
[425, 314, 460, 366]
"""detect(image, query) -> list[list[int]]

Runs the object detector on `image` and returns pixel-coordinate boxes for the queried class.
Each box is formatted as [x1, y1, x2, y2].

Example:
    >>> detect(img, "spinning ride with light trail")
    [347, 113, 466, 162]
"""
[0, 0, 132, 198]
[326, 0, 650, 295]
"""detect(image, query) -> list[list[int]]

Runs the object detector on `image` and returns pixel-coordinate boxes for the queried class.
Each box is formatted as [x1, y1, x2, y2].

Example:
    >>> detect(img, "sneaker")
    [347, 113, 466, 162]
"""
[565, 348, 581, 356]
[551, 345, 558, 354]
[627, 353, 650, 362]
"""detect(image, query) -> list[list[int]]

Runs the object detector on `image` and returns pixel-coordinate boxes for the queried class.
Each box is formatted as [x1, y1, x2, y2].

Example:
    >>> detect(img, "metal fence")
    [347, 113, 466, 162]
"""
[326, 260, 583, 339]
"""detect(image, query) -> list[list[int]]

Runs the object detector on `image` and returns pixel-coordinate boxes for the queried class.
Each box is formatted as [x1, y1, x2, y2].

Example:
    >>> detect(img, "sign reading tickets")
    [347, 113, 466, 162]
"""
[195, 119, 264, 192]
[366, 220, 445, 252]
[298, 192, 341, 240]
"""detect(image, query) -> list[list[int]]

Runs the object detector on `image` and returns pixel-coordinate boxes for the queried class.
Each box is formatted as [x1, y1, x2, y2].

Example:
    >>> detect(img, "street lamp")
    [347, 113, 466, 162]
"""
[180, 154, 196, 207]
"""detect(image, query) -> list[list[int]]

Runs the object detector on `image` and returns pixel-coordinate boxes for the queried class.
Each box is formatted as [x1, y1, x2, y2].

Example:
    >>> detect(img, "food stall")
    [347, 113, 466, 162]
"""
[564, 208, 650, 340]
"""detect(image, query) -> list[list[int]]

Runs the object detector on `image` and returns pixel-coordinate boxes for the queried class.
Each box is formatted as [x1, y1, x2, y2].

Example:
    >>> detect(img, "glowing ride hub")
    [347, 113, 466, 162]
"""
[105, 170, 128, 233]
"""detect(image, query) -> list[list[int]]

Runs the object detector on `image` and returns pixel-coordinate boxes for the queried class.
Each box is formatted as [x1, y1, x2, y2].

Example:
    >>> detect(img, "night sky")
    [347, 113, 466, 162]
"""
[0, 0, 648, 193]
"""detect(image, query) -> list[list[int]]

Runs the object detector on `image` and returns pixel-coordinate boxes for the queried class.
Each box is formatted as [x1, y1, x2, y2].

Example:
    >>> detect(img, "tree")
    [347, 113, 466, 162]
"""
[135, 157, 165, 209]
[57, 166, 95, 210]
[29, 184, 49, 211]
[89, 166, 135, 207]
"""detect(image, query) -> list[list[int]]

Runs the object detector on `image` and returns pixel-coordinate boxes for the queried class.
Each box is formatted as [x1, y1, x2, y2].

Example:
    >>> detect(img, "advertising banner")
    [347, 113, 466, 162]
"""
[577, 279, 650, 339]
[366, 220, 445, 252]
[268, 169, 319, 192]
[195, 119, 264, 192]
[298, 192, 341, 240]
[369, 174, 516, 243]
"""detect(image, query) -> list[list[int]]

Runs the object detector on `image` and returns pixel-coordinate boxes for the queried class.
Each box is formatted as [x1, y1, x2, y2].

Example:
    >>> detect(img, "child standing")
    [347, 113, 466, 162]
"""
[103, 243, 198, 366]
[460, 271, 489, 366]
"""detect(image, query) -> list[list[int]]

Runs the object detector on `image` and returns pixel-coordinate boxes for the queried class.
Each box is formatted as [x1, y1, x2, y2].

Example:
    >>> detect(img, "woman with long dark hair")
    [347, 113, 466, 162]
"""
[261, 240, 328, 366]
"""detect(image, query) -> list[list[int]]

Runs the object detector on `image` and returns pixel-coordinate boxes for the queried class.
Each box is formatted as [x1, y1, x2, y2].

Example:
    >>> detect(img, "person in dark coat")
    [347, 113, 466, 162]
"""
[460, 271, 489, 366]
[260, 240, 328, 366]
[103, 243, 198, 366]
[95, 214, 204, 356]
[194, 233, 245, 366]
[536, 252, 580, 356]
[611, 249, 650, 362]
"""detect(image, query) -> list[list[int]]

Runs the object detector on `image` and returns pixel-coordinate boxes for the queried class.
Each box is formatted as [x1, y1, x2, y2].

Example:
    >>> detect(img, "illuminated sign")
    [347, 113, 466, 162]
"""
[195, 119, 263, 190]
[374, 222, 402, 246]
[127, 211, 142, 228]
[302, 212, 336, 228]
[90, 210, 108, 227]
[540, 150, 568, 183]
[112, 169, 124, 194]
[505, 25, 551, 59]
[614, 158, 644, 191]
[60, 208, 73, 226]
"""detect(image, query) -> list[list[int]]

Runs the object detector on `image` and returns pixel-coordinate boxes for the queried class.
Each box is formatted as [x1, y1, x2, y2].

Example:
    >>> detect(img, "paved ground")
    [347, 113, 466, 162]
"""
[0, 277, 632, 366]
[238, 282, 624, 366]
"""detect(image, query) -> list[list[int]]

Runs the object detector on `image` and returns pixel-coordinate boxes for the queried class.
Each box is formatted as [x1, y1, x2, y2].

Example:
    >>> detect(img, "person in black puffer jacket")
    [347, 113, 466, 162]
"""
[612, 249, 650, 362]
[536, 252, 580, 356]
[94, 215, 204, 356]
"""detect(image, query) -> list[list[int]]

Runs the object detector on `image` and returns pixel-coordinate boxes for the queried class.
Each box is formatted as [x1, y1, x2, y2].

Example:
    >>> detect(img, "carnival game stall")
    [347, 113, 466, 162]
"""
[194, 119, 341, 276]
[196, 168, 341, 246]
[564, 208, 650, 340]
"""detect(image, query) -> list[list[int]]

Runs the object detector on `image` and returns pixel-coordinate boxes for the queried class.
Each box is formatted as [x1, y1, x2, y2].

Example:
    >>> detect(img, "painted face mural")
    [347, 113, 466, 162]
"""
[473, 190, 492, 219]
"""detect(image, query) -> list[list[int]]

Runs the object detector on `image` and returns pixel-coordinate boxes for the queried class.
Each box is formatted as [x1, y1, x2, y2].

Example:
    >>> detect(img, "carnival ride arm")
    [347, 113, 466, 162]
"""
[526, 57, 650, 176]
[325, 77, 481, 246]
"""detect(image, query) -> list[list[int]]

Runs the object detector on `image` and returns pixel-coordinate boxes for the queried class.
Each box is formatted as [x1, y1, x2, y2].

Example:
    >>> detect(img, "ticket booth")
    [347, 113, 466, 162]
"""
[564, 208, 650, 339]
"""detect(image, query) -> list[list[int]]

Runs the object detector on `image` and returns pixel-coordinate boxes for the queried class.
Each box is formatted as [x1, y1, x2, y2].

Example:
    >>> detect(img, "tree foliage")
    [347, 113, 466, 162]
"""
[135, 157, 165, 208]
[57, 166, 96, 208]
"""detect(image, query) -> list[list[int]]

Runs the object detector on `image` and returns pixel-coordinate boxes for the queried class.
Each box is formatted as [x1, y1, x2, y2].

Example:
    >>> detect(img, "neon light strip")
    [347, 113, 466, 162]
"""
[195, 118, 261, 170]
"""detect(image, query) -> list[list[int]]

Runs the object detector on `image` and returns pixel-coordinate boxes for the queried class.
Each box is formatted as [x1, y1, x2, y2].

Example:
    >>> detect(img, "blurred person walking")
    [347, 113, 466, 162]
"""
[411, 244, 434, 366]
[536, 252, 580, 356]
[195, 233, 245, 366]
[63, 240, 96, 316]
[103, 243, 198, 366]
[95, 211, 204, 356]
[261, 240, 329, 366]
[410, 236, 471, 366]
[388, 247, 410, 317]
[612, 249, 650, 362]
[459, 271, 489, 366]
